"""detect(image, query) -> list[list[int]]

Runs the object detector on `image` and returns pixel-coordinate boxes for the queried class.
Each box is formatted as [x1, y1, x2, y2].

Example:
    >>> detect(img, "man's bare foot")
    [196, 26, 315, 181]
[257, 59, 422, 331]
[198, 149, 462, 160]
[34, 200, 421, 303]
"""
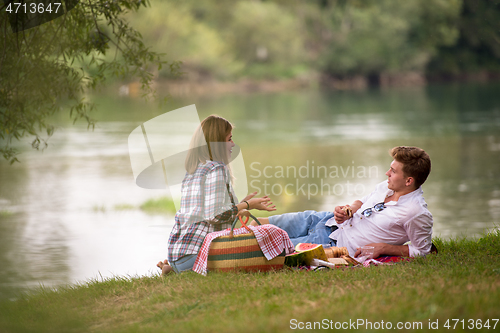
[157, 260, 174, 276]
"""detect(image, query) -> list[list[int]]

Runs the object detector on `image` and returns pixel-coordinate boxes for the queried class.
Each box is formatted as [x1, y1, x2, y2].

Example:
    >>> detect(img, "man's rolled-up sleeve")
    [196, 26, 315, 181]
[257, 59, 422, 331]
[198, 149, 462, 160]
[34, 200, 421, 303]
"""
[404, 212, 434, 257]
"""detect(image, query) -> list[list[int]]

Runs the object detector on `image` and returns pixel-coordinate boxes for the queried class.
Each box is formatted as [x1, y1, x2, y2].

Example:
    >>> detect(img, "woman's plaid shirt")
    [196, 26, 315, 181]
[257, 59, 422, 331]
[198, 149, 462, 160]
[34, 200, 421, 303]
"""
[167, 160, 238, 262]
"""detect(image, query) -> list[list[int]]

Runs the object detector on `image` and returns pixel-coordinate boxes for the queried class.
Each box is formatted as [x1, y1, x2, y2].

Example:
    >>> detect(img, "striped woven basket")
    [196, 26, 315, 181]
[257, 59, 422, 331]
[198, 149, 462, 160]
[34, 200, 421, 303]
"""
[207, 214, 285, 273]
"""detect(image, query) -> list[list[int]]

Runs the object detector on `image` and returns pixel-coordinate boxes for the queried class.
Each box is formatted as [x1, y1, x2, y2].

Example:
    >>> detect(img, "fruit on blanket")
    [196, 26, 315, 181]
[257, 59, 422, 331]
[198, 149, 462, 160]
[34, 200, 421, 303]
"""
[285, 243, 328, 267]
[295, 243, 322, 252]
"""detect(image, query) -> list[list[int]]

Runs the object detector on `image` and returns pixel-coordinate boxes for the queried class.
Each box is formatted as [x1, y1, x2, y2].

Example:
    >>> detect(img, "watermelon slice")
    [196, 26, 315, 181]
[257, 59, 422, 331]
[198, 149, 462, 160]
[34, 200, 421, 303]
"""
[295, 243, 323, 252]
[285, 243, 328, 267]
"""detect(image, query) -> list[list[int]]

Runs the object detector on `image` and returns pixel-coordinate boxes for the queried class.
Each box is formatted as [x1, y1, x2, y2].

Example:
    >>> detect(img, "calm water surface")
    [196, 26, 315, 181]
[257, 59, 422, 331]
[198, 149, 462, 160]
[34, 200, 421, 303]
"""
[1, 83, 499, 299]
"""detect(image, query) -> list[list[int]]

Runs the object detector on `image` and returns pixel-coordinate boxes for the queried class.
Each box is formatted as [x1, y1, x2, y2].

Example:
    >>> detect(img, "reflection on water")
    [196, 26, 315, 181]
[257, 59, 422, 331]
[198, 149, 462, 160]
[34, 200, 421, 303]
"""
[1, 82, 499, 299]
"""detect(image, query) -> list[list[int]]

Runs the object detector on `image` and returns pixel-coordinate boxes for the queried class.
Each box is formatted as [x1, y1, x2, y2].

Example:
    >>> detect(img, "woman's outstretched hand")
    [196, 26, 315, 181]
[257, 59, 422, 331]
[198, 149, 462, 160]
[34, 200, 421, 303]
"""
[240, 191, 258, 203]
[248, 195, 276, 211]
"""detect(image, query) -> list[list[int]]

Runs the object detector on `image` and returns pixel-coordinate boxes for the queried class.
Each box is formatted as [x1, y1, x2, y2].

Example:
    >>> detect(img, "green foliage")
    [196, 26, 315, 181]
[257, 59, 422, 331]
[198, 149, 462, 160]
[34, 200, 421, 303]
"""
[126, 0, 309, 80]
[428, 0, 500, 76]
[2, 0, 498, 165]
[125, 1, 238, 79]
[310, 0, 461, 76]
[0, 0, 179, 163]
[226, 1, 308, 78]
[124, 0, 467, 81]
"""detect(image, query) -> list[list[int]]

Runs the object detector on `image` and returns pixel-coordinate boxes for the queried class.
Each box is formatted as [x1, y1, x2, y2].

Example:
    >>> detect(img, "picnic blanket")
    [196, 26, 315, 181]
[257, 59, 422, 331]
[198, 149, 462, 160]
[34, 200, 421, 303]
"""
[296, 255, 412, 271]
[361, 256, 412, 267]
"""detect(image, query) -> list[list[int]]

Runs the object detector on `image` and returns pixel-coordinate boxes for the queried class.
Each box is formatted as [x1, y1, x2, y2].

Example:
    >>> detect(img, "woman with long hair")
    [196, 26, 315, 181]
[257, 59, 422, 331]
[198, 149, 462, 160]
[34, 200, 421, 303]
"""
[158, 115, 276, 274]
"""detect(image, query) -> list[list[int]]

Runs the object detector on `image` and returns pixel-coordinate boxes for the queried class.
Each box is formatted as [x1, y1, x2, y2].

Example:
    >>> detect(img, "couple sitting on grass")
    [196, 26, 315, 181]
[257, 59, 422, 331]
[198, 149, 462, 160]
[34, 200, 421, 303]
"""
[157, 115, 433, 275]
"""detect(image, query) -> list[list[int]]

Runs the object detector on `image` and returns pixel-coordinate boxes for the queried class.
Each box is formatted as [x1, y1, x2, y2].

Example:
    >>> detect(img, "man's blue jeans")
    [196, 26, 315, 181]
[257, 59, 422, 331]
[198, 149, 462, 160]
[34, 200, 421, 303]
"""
[268, 210, 337, 247]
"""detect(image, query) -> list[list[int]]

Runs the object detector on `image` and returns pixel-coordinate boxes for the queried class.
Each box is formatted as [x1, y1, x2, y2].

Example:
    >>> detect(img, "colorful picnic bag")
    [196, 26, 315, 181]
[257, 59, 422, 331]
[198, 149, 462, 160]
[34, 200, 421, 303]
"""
[206, 214, 286, 272]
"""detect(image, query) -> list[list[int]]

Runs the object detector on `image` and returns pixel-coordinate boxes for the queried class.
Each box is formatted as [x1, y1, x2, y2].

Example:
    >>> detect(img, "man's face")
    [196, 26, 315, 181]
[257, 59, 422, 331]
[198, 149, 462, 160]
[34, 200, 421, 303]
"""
[385, 160, 409, 192]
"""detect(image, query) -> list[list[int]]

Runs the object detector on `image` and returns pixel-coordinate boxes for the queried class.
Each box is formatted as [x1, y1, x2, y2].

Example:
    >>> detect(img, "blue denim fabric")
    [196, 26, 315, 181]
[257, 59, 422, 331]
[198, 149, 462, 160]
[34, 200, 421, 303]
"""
[268, 210, 337, 247]
[170, 253, 197, 273]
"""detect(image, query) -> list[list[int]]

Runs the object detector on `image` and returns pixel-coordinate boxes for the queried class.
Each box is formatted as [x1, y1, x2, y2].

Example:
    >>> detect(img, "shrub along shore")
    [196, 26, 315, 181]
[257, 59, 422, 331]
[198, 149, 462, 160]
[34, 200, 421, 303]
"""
[1, 231, 499, 333]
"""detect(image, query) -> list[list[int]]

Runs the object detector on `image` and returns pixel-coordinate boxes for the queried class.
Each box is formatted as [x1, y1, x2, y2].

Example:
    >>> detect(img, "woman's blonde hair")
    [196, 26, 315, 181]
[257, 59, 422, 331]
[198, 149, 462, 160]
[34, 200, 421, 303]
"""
[185, 115, 233, 174]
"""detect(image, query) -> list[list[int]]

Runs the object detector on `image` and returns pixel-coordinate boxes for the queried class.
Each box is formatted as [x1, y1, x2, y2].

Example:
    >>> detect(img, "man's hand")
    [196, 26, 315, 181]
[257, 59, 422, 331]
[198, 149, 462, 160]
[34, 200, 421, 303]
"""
[354, 243, 409, 259]
[334, 205, 351, 224]
[334, 200, 363, 224]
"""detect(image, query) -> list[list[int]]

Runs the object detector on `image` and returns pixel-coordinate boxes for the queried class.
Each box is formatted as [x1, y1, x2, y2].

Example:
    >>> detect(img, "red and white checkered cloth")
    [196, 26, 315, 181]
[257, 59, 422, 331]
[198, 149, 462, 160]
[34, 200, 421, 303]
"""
[193, 224, 295, 276]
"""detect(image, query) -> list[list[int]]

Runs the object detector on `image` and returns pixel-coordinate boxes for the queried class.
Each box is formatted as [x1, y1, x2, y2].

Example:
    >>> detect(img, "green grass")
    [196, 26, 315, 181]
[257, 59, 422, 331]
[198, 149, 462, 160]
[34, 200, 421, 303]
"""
[139, 197, 177, 214]
[92, 205, 107, 212]
[113, 204, 136, 211]
[0, 210, 14, 217]
[110, 197, 177, 215]
[1, 231, 499, 333]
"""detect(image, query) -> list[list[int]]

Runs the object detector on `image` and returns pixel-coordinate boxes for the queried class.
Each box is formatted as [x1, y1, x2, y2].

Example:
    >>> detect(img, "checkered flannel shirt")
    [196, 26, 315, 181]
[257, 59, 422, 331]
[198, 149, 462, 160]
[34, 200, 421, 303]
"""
[167, 160, 238, 262]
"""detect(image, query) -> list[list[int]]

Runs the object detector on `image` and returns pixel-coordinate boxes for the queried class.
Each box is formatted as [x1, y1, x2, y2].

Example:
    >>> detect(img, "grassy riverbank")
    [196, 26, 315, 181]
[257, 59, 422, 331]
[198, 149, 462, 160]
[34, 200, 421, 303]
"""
[1, 231, 499, 333]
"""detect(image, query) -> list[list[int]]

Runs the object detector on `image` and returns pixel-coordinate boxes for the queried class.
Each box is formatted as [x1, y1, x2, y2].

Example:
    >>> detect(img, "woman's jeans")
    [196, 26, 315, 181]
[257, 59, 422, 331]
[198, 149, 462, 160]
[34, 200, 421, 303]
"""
[170, 254, 197, 273]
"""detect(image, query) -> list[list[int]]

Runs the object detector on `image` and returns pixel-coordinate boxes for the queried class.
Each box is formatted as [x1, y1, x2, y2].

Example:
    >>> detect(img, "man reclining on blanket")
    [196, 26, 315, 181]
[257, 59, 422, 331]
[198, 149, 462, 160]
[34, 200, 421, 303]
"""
[252, 146, 433, 260]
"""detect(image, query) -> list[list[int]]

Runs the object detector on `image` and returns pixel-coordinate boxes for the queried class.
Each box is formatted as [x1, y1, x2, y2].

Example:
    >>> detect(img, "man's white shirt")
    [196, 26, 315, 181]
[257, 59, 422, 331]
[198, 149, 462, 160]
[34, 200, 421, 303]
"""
[326, 180, 433, 257]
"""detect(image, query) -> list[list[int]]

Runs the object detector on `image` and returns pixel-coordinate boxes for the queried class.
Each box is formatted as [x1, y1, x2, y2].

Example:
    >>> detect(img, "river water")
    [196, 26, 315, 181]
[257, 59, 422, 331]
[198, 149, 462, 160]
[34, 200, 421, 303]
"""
[1, 82, 499, 300]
